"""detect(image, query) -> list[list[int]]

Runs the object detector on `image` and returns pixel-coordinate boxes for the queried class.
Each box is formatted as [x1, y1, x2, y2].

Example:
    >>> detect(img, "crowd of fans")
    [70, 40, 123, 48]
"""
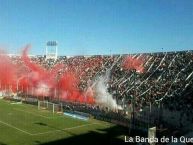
[10, 50, 193, 127]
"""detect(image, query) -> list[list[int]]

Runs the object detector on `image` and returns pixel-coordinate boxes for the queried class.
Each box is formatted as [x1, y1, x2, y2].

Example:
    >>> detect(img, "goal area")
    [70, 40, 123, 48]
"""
[38, 101, 63, 113]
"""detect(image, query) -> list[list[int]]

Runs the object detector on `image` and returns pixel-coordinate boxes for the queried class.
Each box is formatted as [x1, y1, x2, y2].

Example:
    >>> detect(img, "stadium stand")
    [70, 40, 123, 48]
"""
[8, 50, 193, 130]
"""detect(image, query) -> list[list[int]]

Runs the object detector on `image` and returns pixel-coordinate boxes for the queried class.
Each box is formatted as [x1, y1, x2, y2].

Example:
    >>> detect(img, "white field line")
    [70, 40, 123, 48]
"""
[0, 120, 33, 135]
[14, 108, 52, 119]
[32, 122, 105, 136]
[0, 119, 108, 136]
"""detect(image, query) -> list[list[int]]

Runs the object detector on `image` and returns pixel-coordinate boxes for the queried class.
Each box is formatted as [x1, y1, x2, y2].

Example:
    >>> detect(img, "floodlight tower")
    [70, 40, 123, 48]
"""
[45, 41, 58, 60]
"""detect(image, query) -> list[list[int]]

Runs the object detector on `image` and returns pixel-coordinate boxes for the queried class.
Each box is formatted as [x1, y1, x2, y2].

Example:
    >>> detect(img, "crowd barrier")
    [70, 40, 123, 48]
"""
[63, 111, 89, 121]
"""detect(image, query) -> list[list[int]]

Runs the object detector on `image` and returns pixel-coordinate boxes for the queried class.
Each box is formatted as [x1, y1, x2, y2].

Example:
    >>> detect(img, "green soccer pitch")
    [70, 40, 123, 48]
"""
[0, 99, 127, 145]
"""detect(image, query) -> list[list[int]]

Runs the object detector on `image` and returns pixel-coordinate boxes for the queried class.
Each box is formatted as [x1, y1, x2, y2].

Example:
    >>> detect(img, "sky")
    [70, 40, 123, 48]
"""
[0, 0, 193, 56]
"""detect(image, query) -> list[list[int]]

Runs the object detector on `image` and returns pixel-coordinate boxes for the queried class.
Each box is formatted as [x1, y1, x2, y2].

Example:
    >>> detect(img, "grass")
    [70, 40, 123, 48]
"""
[0, 99, 127, 145]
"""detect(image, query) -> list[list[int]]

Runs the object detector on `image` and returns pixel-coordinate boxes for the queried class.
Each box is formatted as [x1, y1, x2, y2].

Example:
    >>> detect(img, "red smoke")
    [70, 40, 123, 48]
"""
[84, 87, 95, 104]
[122, 56, 144, 73]
[0, 50, 17, 92]
[0, 46, 95, 104]
[20, 46, 55, 97]
[58, 69, 95, 104]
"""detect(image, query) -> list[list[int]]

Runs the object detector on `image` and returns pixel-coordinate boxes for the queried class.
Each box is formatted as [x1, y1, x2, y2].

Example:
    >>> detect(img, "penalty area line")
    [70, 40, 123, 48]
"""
[14, 108, 52, 119]
[0, 120, 33, 135]
[0, 120, 109, 136]
[32, 123, 100, 136]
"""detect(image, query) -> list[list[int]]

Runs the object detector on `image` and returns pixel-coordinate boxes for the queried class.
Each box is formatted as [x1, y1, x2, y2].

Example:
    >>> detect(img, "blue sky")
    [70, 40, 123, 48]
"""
[0, 0, 193, 55]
